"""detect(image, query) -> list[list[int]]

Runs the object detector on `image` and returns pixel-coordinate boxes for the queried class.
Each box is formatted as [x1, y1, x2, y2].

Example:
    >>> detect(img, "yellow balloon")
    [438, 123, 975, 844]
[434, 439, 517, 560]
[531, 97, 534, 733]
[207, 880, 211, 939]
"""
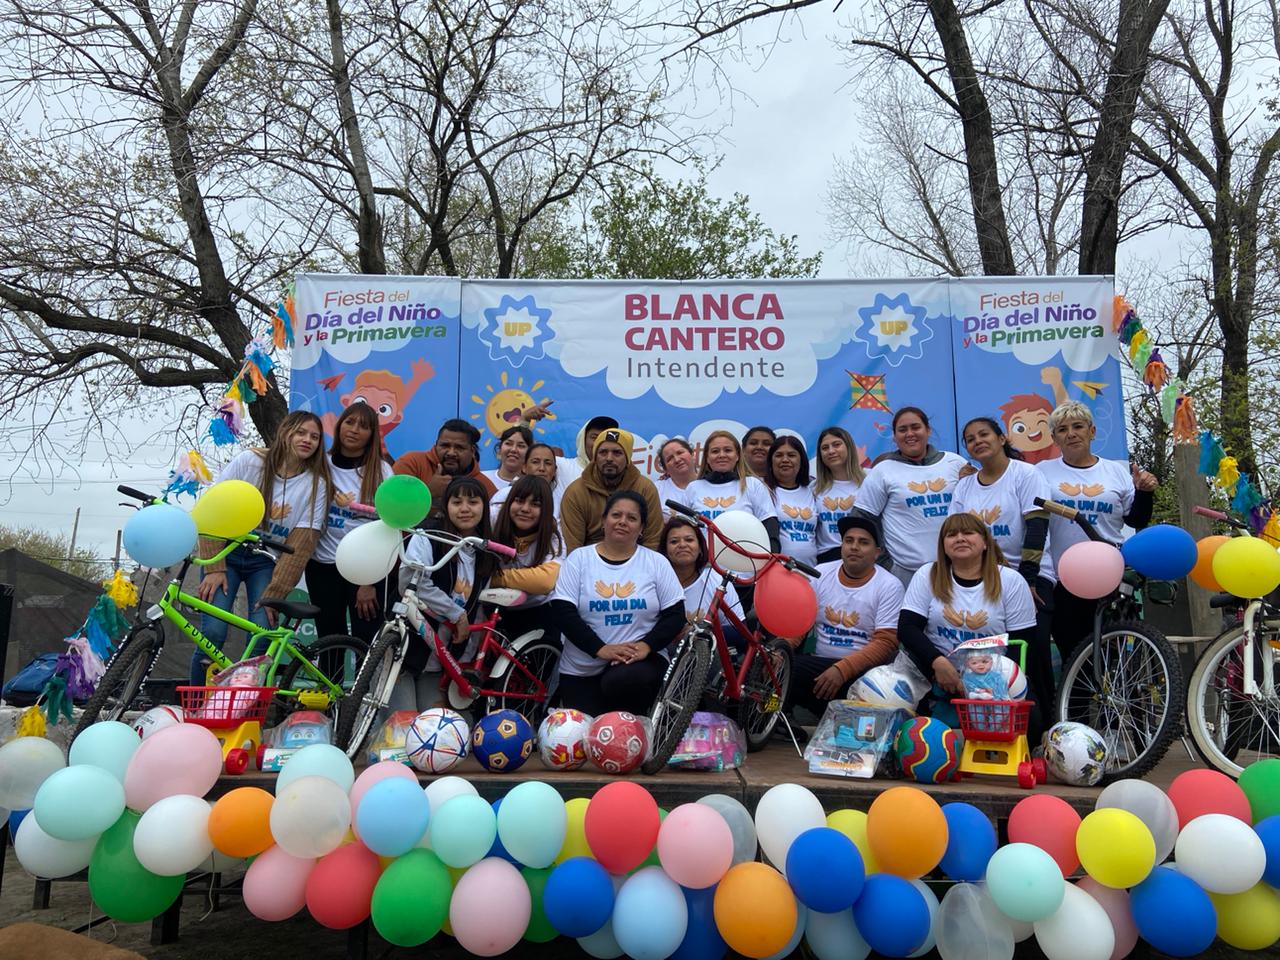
[441, 864, 465, 936]
[1212, 536, 1280, 599]
[1209, 883, 1280, 950]
[1076, 808, 1155, 889]
[191, 479, 265, 539]
[826, 808, 880, 873]
[556, 797, 592, 863]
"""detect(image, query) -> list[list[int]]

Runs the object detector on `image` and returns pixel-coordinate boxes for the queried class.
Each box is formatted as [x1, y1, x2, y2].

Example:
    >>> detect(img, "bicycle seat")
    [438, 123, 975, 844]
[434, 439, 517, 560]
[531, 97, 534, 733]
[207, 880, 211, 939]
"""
[260, 598, 321, 620]
[478, 587, 528, 608]
[1209, 593, 1245, 610]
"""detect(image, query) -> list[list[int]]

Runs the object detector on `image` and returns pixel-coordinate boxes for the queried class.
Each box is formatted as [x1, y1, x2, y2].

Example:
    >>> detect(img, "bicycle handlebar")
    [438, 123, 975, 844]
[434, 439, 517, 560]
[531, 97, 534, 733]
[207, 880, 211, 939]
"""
[118, 484, 159, 503]
[666, 498, 699, 519]
[485, 539, 518, 559]
[664, 499, 819, 580]
[1194, 505, 1249, 530]
[350, 502, 378, 518]
[1034, 497, 1108, 544]
[791, 559, 821, 578]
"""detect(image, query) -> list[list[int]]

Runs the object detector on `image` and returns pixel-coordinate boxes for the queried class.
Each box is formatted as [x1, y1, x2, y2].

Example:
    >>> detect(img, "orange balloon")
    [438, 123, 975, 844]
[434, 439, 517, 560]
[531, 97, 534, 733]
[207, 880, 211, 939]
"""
[713, 862, 797, 959]
[867, 786, 948, 878]
[208, 787, 275, 858]
[1191, 535, 1229, 591]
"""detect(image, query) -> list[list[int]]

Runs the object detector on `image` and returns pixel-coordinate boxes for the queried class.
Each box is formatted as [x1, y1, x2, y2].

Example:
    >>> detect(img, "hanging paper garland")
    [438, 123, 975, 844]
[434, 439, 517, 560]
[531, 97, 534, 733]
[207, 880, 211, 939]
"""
[162, 450, 213, 500]
[36, 590, 133, 723]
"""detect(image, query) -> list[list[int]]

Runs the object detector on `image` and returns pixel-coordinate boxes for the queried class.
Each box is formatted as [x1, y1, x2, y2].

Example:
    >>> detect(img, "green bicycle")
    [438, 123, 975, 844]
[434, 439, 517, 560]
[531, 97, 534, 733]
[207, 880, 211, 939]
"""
[72, 486, 369, 739]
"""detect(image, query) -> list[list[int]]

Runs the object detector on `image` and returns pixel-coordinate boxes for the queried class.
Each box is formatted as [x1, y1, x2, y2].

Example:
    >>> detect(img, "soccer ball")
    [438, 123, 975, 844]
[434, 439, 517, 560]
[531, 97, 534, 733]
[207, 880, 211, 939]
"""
[895, 716, 962, 783]
[1043, 721, 1108, 786]
[585, 711, 648, 774]
[405, 708, 471, 774]
[848, 665, 924, 712]
[538, 708, 593, 770]
[132, 705, 183, 740]
[472, 709, 535, 772]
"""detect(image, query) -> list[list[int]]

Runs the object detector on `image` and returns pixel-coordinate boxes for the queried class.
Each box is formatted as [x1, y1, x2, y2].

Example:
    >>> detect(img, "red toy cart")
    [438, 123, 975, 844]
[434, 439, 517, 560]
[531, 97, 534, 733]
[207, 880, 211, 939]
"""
[177, 685, 276, 774]
[953, 698, 1046, 789]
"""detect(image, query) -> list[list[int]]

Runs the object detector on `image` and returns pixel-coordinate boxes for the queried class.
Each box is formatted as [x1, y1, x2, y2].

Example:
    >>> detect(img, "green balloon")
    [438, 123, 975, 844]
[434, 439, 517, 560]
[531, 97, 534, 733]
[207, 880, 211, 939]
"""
[522, 866, 558, 943]
[641, 808, 668, 869]
[374, 475, 432, 529]
[88, 810, 184, 923]
[371, 849, 452, 947]
[1240, 758, 1280, 823]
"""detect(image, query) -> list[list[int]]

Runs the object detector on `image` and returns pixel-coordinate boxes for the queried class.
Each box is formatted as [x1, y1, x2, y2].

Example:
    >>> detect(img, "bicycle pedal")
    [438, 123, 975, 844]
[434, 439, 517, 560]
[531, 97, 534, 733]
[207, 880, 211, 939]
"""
[297, 691, 333, 710]
[763, 693, 781, 713]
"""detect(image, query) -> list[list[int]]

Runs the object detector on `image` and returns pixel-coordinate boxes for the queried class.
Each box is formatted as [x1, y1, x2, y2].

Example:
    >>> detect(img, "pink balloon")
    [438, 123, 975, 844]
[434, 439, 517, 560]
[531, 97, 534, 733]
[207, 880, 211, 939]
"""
[1058, 541, 1125, 600]
[1078, 878, 1139, 960]
[657, 803, 734, 889]
[122, 723, 223, 812]
[449, 858, 531, 956]
[349, 761, 418, 826]
[243, 845, 316, 921]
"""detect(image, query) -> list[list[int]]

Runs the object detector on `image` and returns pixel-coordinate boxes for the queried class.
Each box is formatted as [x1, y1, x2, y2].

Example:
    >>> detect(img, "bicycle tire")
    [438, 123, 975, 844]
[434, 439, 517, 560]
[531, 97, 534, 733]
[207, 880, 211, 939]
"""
[641, 632, 712, 775]
[487, 635, 561, 729]
[274, 633, 369, 727]
[1185, 625, 1280, 778]
[73, 625, 163, 741]
[738, 637, 793, 752]
[1053, 619, 1183, 781]
[334, 626, 404, 759]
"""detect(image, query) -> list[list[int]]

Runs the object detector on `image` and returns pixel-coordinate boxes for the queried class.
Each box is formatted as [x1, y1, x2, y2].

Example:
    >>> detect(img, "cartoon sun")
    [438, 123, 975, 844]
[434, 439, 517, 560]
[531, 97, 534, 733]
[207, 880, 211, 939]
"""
[469, 371, 554, 445]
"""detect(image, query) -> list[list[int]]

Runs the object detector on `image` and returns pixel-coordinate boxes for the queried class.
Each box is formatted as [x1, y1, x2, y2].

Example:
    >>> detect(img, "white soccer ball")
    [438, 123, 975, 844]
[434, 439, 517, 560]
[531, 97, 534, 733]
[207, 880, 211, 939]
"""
[404, 708, 471, 774]
[538, 708, 593, 770]
[132, 705, 184, 740]
[1043, 721, 1108, 786]
[848, 665, 924, 712]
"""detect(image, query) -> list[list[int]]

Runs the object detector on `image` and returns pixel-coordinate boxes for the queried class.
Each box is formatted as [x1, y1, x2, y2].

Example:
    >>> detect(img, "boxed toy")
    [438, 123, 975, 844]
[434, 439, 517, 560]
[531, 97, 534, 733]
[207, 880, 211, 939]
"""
[669, 712, 746, 771]
[804, 699, 911, 778]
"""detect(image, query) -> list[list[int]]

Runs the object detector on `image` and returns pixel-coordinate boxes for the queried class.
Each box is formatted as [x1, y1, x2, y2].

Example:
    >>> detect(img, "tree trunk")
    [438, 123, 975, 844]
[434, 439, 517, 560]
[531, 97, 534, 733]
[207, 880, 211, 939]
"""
[1174, 443, 1217, 638]
[1219, 316, 1256, 477]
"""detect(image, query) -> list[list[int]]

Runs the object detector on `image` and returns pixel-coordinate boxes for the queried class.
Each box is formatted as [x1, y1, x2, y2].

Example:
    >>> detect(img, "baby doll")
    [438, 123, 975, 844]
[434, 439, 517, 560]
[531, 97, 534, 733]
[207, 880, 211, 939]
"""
[961, 651, 1009, 700]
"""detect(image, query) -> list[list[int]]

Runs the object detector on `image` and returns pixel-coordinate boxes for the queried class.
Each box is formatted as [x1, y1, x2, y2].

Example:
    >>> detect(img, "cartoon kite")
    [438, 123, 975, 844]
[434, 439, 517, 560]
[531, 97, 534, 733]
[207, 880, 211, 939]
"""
[846, 371, 891, 412]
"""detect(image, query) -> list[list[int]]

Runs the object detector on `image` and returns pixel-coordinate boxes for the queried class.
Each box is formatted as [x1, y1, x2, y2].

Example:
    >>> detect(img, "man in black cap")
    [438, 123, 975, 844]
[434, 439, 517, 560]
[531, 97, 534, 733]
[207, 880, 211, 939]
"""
[519, 404, 618, 487]
[786, 515, 906, 717]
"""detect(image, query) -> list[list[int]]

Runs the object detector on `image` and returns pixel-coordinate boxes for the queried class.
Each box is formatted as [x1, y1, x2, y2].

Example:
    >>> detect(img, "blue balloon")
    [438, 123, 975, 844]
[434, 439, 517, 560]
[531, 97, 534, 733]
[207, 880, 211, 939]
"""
[939, 802, 998, 882]
[785, 827, 865, 913]
[613, 866, 688, 960]
[852, 874, 930, 958]
[672, 884, 727, 960]
[544, 857, 615, 938]
[1255, 815, 1280, 887]
[8, 808, 29, 840]
[487, 799, 519, 864]
[122, 503, 198, 569]
[356, 777, 429, 857]
[1130, 866, 1217, 958]
[1121, 524, 1197, 580]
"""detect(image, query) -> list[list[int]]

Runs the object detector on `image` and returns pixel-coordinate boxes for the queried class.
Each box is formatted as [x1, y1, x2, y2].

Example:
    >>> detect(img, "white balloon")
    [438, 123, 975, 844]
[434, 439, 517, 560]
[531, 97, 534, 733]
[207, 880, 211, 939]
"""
[697, 793, 758, 865]
[416, 776, 480, 849]
[712, 510, 771, 574]
[270, 775, 351, 859]
[754, 783, 826, 867]
[14, 813, 96, 878]
[134, 794, 213, 876]
[936, 882, 1015, 960]
[1033, 883, 1115, 960]
[1095, 779, 1179, 863]
[805, 907, 871, 960]
[335, 519, 403, 585]
[909, 879, 941, 957]
[578, 919, 624, 959]
[0, 737, 66, 809]
[1174, 814, 1266, 894]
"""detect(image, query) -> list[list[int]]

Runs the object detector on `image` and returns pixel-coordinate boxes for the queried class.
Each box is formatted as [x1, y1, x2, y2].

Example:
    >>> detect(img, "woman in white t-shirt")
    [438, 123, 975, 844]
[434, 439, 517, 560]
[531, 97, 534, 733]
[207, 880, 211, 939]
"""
[481, 425, 532, 493]
[1037, 400, 1157, 662]
[307, 402, 394, 644]
[855, 407, 968, 586]
[654, 437, 697, 519]
[898, 512, 1037, 709]
[193, 411, 333, 685]
[680, 430, 780, 550]
[489, 475, 564, 646]
[660, 514, 745, 639]
[763, 435, 818, 568]
[492, 442, 564, 524]
[812, 426, 866, 563]
[551, 490, 686, 716]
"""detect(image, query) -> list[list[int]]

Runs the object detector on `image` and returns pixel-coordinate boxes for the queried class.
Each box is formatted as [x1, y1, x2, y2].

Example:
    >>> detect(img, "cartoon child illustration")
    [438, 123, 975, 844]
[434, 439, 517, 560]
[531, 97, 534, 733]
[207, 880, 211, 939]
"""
[960, 651, 1009, 700]
[319, 359, 435, 441]
[999, 366, 1069, 463]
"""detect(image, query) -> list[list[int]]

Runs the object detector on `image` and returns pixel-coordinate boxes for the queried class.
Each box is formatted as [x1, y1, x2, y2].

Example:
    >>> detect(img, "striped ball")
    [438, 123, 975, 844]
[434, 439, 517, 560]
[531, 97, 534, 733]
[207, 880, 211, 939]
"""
[895, 716, 962, 783]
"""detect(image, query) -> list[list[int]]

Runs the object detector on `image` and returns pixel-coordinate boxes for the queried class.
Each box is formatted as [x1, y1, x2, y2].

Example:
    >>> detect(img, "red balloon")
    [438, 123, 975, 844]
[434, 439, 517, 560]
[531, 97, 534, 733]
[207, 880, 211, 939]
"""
[754, 564, 817, 638]
[1166, 769, 1251, 828]
[1007, 794, 1082, 876]
[583, 781, 659, 874]
[305, 842, 382, 929]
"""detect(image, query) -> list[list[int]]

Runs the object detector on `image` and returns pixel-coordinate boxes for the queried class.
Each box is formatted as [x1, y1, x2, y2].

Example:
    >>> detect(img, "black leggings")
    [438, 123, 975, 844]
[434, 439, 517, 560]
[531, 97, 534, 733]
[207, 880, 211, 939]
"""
[497, 603, 562, 650]
[1051, 581, 1100, 664]
[304, 559, 386, 643]
[557, 654, 666, 716]
[787, 654, 845, 716]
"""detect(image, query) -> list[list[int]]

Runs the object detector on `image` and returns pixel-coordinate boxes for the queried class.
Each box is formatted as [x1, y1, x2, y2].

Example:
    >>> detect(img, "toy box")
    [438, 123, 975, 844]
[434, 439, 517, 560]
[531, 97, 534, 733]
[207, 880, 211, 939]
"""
[804, 699, 912, 778]
[669, 712, 746, 771]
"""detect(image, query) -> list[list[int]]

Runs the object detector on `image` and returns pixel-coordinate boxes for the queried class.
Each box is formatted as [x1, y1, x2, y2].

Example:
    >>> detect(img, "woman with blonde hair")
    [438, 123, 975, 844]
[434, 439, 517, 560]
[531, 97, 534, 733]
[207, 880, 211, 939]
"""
[679, 429, 779, 550]
[812, 425, 866, 563]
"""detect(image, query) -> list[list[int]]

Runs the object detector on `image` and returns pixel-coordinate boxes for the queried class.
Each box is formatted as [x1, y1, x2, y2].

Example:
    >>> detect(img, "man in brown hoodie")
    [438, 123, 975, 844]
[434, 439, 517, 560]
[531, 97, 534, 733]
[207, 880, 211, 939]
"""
[393, 419, 498, 517]
[560, 428, 664, 551]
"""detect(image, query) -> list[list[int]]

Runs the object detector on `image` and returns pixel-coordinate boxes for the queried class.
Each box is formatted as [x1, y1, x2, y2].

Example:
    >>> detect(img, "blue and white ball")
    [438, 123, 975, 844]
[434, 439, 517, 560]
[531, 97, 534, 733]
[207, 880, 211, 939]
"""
[848, 665, 922, 712]
[405, 708, 471, 774]
[472, 709, 534, 772]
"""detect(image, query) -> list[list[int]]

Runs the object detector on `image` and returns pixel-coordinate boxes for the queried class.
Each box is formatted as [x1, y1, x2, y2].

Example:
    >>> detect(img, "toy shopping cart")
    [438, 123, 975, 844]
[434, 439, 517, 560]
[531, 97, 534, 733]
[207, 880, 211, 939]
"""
[178, 685, 276, 774]
[952, 638, 1044, 789]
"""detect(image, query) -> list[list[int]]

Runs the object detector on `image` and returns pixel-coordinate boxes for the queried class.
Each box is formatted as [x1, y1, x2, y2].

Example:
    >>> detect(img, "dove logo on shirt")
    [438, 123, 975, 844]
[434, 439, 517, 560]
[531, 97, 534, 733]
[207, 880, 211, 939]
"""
[968, 506, 1011, 540]
[937, 604, 991, 644]
[1052, 483, 1114, 525]
[818, 605, 867, 647]
[589, 581, 647, 625]
[904, 479, 952, 518]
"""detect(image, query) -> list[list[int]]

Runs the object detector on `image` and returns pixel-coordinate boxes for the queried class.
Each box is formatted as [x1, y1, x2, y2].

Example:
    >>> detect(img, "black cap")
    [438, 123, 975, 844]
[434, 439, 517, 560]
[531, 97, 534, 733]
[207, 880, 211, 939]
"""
[585, 415, 619, 433]
[837, 514, 881, 546]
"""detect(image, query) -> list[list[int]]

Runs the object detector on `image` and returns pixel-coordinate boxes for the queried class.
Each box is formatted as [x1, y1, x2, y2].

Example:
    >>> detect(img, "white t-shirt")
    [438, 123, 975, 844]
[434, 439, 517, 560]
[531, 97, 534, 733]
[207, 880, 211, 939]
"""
[1036, 457, 1135, 569]
[216, 450, 329, 541]
[855, 453, 968, 571]
[681, 476, 778, 522]
[950, 460, 1050, 570]
[902, 563, 1037, 656]
[679, 565, 745, 628]
[812, 478, 863, 554]
[482, 469, 517, 492]
[553, 546, 684, 677]
[314, 460, 394, 563]
[655, 477, 692, 518]
[556, 457, 584, 488]
[773, 485, 819, 567]
[812, 563, 904, 660]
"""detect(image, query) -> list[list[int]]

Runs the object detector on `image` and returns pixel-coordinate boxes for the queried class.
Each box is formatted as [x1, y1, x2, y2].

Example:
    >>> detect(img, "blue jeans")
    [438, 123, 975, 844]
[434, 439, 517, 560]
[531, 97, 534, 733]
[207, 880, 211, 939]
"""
[193, 546, 275, 685]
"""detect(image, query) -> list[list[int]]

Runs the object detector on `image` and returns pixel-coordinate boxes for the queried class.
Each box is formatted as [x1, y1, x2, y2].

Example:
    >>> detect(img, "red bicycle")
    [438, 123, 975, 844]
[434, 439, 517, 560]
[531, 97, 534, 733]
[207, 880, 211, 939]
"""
[642, 500, 820, 774]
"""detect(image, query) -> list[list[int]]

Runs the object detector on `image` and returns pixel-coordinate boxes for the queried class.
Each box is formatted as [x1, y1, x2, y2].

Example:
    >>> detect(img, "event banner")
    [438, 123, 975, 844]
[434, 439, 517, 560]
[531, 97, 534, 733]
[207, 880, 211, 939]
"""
[290, 275, 1125, 473]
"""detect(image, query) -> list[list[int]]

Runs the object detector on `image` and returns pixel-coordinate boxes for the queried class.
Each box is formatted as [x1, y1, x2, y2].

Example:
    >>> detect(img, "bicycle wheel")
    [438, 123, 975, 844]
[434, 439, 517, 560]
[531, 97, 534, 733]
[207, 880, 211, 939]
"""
[1186, 626, 1280, 777]
[73, 625, 163, 740]
[1054, 619, 1183, 781]
[274, 634, 369, 727]
[487, 635, 561, 729]
[738, 637, 793, 751]
[334, 625, 405, 759]
[642, 631, 712, 775]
